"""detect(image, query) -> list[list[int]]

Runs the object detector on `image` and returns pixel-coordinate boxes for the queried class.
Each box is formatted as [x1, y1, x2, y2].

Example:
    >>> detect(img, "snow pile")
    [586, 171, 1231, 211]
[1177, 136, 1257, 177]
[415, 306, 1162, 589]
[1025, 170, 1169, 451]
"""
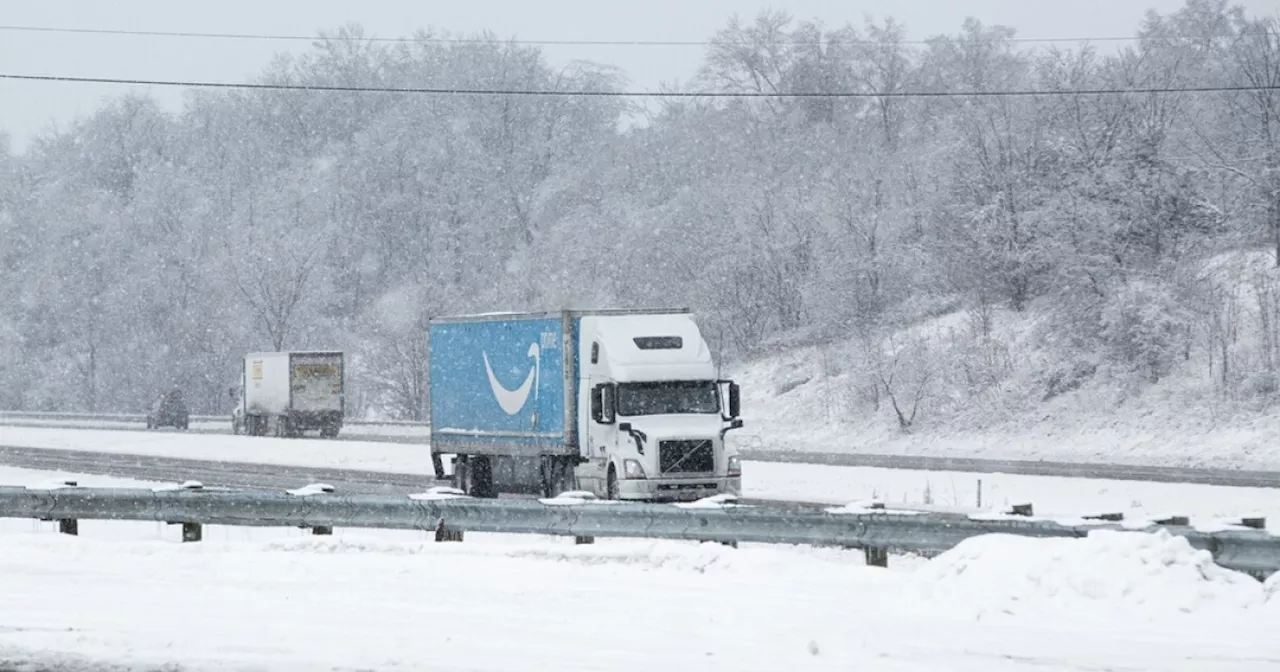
[827, 499, 924, 515]
[673, 493, 741, 509]
[252, 533, 866, 576]
[539, 490, 606, 505]
[909, 529, 1267, 620]
[409, 485, 469, 500]
[151, 479, 206, 492]
[286, 483, 335, 496]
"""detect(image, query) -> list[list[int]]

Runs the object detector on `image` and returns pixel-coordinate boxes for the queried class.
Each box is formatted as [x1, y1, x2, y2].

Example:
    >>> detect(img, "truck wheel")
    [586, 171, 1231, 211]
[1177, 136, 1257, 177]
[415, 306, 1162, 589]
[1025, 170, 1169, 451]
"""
[451, 457, 468, 491]
[606, 466, 619, 500]
[538, 456, 578, 498]
[470, 456, 496, 499]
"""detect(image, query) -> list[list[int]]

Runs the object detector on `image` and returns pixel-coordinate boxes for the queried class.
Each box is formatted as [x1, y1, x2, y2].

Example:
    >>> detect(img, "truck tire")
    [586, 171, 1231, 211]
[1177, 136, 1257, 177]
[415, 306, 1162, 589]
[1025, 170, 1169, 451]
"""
[606, 465, 619, 500]
[539, 456, 569, 498]
[470, 456, 496, 498]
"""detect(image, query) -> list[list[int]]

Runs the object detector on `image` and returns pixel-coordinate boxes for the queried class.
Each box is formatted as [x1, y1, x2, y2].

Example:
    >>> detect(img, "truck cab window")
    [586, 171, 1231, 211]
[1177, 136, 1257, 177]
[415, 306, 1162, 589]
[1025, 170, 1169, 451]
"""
[616, 380, 719, 416]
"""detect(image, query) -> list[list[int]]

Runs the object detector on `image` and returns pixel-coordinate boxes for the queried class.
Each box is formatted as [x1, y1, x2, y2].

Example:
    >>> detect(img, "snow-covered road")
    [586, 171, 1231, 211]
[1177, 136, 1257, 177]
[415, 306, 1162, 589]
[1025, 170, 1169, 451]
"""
[2, 426, 1280, 530]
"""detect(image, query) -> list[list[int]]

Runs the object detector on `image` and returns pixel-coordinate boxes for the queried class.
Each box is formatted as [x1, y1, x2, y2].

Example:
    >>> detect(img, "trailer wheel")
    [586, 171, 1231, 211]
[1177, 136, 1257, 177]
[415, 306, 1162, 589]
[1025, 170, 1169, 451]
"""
[451, 456, 469, 492]
[467, 456, 495, 498]
[431, 454, 446, 481]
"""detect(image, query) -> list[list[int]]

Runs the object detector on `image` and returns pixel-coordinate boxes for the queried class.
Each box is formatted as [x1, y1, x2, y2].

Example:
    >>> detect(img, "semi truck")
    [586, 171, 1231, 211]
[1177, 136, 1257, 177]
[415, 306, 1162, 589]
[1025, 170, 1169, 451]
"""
[428, 309, 744, 501]
[232, 351, 345, 438]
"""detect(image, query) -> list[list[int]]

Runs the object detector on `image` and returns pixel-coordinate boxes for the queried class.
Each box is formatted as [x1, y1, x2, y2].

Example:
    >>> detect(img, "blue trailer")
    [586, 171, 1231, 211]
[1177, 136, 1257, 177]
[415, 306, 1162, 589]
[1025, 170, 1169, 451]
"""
[429, 309, 743, 500]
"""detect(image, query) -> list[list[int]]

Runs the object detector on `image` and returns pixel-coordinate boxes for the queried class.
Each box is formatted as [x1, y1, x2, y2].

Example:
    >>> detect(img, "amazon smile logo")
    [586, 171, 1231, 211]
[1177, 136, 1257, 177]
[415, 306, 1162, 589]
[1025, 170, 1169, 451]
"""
[483, 342, 541, 416]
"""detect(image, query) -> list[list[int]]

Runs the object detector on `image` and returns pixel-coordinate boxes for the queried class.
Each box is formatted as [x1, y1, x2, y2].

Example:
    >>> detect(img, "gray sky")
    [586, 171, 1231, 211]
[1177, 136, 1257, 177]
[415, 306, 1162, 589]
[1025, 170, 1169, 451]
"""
[2, 0, 1276, 153]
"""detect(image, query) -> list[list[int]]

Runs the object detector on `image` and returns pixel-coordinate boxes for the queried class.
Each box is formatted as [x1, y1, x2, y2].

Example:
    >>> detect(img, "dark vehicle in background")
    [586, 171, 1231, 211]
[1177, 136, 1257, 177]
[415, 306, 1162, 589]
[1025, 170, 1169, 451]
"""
[147, 389, 190, 430]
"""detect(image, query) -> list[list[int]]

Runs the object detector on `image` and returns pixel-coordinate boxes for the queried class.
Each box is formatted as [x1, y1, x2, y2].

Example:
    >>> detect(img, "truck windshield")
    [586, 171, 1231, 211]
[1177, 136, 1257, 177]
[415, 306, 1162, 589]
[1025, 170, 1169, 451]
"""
[616, 381, 720, 416]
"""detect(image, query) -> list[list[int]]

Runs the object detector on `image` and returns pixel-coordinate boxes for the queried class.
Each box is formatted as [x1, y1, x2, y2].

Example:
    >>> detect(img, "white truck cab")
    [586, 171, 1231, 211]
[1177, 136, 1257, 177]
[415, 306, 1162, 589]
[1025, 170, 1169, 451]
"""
[575, 313, 744, 501]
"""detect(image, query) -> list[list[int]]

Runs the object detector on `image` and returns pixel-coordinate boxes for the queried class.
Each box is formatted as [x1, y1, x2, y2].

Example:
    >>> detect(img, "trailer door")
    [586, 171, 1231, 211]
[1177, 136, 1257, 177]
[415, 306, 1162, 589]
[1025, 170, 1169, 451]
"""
[291, 354, 343, 413]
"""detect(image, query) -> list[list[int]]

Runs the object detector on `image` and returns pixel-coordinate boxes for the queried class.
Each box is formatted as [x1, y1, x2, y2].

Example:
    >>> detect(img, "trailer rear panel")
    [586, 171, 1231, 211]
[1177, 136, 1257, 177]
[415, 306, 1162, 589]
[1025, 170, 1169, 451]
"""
[289, 352, 344, 413]
[429, 313, 577, 457]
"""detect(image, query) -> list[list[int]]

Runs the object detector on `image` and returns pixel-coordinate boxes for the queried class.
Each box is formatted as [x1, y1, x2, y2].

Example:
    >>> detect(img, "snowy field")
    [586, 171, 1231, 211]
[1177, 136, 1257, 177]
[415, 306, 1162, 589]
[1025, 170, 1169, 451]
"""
[2, 426, 1279, 531]
[0, 466, 1279, 671]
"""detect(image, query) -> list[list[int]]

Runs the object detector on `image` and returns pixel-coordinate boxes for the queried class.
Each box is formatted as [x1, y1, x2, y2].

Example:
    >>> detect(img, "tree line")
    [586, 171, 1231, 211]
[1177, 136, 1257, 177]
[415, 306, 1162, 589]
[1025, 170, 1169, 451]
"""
[0, 0, 1276, 424]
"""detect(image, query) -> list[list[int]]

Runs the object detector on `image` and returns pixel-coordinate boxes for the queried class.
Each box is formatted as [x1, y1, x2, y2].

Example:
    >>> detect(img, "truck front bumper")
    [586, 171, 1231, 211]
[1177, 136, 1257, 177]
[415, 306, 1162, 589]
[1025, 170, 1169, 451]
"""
[617, 476, 742, 502]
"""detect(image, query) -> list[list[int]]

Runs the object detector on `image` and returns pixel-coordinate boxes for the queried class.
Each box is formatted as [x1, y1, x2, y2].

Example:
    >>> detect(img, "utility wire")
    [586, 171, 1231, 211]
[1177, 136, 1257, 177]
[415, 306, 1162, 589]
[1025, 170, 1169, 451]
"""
[0, 23, 1249, 47]
[1, 73, 1275, 97]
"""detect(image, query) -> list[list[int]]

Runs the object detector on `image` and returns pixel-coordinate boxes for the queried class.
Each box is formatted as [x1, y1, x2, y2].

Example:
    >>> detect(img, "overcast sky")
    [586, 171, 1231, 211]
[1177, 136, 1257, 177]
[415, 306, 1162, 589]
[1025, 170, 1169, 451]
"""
[2, 0, 1276, 154]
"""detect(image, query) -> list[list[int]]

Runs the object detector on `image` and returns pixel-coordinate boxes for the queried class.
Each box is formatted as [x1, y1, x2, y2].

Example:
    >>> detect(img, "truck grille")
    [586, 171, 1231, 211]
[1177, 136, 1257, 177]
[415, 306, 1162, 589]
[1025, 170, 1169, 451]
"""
[659, 440, 715, 474]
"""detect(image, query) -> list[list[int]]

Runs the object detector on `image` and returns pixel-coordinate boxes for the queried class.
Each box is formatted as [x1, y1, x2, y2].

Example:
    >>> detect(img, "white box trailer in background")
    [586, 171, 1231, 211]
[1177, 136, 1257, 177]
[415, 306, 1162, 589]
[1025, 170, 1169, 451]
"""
[234, 351, 345, 438]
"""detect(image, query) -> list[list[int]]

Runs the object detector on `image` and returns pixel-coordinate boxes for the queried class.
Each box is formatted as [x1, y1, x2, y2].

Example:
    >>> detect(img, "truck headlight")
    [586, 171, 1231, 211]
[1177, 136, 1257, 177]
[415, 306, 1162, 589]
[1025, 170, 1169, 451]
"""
[623, 459, 647, 479]
[727, 455, 741, 477]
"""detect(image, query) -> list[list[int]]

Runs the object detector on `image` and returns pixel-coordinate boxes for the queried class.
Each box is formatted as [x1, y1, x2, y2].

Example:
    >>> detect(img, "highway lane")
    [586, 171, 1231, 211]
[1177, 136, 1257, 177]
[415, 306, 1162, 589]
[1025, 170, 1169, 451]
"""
[3, 418, 1280, 488]
[0, 444, 431, 495]
[745, 450, 1280, 488]
[0, 445, 835, 511]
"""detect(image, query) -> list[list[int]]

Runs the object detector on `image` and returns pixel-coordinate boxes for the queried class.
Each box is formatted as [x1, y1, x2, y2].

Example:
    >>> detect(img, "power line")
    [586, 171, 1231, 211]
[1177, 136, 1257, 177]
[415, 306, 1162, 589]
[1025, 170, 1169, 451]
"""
[0, 23, 1246, 48]
[1, 73, 1276, 97]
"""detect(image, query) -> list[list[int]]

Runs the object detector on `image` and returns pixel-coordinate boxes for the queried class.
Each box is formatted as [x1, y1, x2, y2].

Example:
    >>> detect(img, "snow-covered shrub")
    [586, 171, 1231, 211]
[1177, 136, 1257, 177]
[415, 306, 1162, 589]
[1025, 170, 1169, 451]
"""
[1099, 279, 1191, 383]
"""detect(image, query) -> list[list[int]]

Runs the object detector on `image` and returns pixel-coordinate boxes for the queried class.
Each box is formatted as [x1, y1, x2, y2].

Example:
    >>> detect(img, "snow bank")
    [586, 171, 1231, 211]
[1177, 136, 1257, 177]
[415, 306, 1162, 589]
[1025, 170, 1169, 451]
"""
[0, 523, 1278, 669]
[910, 529, 1268, 620]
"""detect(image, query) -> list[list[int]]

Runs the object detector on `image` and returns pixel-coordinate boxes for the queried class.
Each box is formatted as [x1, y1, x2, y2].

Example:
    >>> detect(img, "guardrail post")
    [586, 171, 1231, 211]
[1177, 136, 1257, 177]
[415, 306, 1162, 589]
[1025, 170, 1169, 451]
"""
[286, 483, 337, 535]
[48, 480, 79, 536]
[864, 547, 888, 567]
[182, 522, 202, 542]
[434, 518, 463, 543]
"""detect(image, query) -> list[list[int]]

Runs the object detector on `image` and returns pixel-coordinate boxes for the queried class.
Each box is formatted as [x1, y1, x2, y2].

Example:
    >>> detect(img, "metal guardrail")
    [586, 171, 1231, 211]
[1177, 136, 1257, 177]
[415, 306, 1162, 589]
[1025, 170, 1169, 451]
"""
[1, 484, 1276, 577]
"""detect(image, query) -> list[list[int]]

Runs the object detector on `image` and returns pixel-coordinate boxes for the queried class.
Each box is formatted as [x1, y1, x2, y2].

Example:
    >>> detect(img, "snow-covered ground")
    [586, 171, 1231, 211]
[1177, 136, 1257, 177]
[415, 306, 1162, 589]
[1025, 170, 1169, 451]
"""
[0, 463, 1278, 670]
[0, 415, 433, 438]
[729, 249, 1280, 472]
[2, 427, 1279, 531]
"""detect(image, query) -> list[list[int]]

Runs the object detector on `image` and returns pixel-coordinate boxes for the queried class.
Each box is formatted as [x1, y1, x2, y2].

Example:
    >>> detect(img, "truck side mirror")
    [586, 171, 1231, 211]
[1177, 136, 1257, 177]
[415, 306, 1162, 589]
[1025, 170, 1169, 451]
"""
[728, 382, 741, 419]
[228, 387, 236, 399]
